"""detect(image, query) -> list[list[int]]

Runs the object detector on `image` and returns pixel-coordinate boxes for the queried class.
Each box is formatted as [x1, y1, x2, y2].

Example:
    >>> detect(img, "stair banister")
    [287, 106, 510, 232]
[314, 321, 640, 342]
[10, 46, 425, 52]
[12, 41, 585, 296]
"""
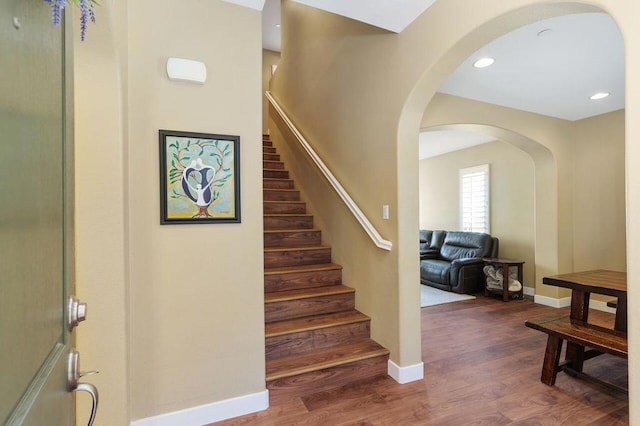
[265, 91, 392, 251]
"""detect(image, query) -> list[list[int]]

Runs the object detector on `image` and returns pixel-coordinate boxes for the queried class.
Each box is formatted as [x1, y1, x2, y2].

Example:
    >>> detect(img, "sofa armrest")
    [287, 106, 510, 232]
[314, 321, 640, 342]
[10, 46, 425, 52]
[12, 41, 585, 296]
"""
[450, 258, 486, 293]
[451, 257, 484, 267]
[420, 249, 440, 260]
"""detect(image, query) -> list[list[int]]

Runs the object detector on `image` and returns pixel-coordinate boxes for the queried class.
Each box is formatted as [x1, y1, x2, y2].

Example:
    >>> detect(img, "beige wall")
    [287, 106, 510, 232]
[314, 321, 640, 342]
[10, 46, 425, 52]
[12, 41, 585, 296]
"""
[572, 110, 626, 272]
[419, 141, 536, 288]
[273, 0, 640, 418]
[74, 1, 129, 424]
[75, 0, 264, 423]
[262, 49, 281, 133]
[127, 0, 264, 420]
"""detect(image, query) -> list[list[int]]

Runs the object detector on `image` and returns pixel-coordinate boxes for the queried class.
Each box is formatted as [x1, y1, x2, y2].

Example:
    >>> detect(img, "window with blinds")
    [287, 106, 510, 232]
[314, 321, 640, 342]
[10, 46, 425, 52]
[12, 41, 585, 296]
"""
[459, 164, 490, 233]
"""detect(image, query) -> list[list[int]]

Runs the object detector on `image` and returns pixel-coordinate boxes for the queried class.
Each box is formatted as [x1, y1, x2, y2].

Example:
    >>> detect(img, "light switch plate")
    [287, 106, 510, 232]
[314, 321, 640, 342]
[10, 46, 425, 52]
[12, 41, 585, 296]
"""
[382, 204, 390, 220]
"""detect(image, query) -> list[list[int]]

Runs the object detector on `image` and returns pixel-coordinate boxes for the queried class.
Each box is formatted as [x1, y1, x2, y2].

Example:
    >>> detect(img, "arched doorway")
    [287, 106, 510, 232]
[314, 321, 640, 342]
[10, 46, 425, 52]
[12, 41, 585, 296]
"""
[396, 1, 629, 395]
[418, 123, 556, 297]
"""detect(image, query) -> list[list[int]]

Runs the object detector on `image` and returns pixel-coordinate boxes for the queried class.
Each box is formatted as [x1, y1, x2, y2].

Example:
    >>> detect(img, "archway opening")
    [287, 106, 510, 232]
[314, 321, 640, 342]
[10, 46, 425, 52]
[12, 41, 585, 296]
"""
[418, 123, 555, 298]
[396, 2, 627, 397]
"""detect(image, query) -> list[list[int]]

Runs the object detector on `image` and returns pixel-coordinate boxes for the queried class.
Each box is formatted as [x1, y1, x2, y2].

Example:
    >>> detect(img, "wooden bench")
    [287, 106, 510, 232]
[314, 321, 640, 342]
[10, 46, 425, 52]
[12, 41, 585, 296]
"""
[525, 314, 628, 392]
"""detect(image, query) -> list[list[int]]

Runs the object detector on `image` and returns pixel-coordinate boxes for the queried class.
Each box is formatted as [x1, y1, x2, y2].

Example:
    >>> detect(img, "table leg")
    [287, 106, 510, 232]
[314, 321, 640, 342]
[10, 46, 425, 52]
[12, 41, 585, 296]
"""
[502, 265, 509, 302]
[615, 296, 627, 333]
[570, 290, 589, 323]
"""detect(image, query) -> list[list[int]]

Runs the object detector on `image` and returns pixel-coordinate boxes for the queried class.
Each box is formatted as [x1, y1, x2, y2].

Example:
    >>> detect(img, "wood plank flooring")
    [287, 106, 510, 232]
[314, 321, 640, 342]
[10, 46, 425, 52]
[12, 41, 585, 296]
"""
[213, 296, 628, 425]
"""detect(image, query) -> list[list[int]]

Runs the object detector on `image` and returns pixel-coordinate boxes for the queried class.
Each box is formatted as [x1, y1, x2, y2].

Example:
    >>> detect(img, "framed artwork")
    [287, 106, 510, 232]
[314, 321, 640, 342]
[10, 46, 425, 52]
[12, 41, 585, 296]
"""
[159, 129, 241, 224]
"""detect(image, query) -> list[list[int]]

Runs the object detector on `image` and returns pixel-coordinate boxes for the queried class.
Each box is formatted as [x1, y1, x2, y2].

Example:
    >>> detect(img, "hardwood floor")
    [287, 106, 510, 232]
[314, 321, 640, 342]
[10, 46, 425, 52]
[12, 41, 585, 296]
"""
[214, 296, 628, 425]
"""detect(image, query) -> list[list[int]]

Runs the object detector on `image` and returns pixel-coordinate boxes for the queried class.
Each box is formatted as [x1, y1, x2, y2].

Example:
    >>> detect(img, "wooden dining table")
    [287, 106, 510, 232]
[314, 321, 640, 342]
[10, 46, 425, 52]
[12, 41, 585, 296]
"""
[542, 269, 627, 377]
[543, 269, 627, 332]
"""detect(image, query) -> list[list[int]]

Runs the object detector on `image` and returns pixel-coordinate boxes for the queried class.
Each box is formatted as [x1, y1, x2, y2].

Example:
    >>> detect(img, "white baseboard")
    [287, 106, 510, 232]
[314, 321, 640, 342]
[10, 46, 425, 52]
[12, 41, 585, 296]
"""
[388, 360, 424, 384]
[130, 390, 269, 426]
[585, 299, 617, 314]
[523, 286, 535, 297]
[533, 295, 616, 314]
[534, 294, 571, 308]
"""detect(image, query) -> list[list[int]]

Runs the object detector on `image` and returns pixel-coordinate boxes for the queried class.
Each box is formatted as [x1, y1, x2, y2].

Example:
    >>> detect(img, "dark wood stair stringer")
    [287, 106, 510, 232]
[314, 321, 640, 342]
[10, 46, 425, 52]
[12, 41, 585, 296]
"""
[262, 134, 389, 403]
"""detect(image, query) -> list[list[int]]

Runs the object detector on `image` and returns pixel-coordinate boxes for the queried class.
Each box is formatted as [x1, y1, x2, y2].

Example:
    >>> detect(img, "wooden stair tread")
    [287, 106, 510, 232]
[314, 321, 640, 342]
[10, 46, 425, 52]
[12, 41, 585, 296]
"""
[264, 263, 342, 275]
[265, 284, 354, 303]
[264, 214, 313, 218]
[264, 188, 298, 193]
[265, 310, 369, 338]
[264, 228, 321, 234]
[266, 340, 389, 381]
[264, 245, 328, 253]
[264, 201, 304, 204]
[264, 178, 293, 182]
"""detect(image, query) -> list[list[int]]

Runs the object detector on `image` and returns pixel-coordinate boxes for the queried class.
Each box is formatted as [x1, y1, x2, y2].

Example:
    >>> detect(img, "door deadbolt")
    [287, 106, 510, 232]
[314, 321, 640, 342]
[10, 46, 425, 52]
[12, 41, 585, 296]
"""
[68, 296, 87, 331]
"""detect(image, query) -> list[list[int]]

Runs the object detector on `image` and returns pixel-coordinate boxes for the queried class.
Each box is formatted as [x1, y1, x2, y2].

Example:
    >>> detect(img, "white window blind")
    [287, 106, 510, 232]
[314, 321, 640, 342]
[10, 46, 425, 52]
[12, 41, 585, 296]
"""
[459, 164, 490, 233]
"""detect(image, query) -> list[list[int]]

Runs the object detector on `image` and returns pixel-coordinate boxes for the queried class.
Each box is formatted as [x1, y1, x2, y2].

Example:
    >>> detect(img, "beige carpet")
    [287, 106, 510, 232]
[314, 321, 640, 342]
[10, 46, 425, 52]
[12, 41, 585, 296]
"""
[420, 284, 475, 307]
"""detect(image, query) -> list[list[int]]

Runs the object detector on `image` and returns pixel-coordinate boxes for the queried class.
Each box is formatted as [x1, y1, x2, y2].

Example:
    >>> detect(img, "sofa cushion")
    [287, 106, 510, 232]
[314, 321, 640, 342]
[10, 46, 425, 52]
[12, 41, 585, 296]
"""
[420, 259, 451, 285]
[420, 229, 446, 258]
[419, 230, 433, 255]
[430, 230, 446, 250]
[440, 232, 492, 262]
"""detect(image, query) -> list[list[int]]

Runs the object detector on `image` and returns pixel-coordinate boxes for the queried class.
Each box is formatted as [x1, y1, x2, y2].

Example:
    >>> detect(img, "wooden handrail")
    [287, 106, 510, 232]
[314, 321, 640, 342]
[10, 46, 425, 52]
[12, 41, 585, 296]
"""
[265, 91, 392, 251]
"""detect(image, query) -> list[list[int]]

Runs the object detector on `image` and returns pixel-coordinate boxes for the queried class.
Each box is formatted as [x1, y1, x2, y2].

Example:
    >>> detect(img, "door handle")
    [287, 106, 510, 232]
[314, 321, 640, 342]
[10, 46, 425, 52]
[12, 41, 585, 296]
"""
[75, 383, 99, 426]
[68, 349, 99, 426]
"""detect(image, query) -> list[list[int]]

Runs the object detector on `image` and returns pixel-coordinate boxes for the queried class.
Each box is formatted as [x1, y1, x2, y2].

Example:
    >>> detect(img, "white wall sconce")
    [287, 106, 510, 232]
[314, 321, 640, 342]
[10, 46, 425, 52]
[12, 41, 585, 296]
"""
[166, 58, 207, 84]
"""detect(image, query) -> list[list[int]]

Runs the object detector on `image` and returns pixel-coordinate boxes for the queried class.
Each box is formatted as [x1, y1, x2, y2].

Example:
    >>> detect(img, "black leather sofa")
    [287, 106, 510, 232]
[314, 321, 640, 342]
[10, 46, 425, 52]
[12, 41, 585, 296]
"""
[420, 230, 499, 294]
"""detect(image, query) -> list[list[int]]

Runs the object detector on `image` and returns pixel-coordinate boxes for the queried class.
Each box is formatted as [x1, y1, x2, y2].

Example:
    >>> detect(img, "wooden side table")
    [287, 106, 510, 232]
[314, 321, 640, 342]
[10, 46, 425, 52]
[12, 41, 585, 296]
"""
[482, 258, 525, 301]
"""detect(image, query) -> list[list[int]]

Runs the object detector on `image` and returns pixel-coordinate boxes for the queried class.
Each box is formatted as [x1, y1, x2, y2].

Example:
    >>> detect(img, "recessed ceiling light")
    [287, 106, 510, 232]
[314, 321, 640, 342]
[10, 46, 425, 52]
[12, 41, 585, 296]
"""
[590, 92, 610, 100]
[473, 57, 495, 68]
[275, 24, 281, 28]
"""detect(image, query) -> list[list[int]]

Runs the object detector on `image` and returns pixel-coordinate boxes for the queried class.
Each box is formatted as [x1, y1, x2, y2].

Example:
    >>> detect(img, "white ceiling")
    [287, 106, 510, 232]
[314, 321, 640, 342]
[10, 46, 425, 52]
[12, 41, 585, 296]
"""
[262, 0, 281, 52]
[223, 0, 264, 11]
[252, 1, 625, 159]
[261, 0, 437, 52]
[423, 12, 624, 159]
[290, 0, 437, 33]
[438, 13, 624, 122]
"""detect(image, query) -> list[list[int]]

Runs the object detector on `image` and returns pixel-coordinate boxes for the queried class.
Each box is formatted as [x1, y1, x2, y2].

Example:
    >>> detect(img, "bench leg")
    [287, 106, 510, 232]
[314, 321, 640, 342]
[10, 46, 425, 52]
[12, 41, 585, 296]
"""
[565, 342, 585, 372]
[541, 335, 563, 386]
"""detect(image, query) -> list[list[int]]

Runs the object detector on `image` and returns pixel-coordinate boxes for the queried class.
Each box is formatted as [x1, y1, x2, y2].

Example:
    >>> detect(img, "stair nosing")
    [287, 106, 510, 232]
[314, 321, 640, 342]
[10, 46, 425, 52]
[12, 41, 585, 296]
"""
[264, 284, 354, 303]
[264, 228, 321, 234]
[264, 245, 330, 253]
[264, 214, 313, 217]
[265, 343, 390, 381]
[264, 188, 299, 193]
[265, 311, 370, 338]
[264, 201, 303, 203]
[264, 263, 342, 275]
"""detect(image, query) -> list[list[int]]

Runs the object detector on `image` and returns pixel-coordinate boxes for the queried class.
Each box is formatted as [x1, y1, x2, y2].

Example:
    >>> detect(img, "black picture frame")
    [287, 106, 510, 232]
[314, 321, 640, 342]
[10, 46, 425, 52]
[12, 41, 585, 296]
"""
[159, 129, 241, 224]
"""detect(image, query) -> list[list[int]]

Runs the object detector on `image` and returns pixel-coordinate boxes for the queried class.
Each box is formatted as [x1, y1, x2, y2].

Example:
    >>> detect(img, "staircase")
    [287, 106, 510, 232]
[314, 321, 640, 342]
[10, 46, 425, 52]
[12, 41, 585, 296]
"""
[263, 134, 390, 403]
